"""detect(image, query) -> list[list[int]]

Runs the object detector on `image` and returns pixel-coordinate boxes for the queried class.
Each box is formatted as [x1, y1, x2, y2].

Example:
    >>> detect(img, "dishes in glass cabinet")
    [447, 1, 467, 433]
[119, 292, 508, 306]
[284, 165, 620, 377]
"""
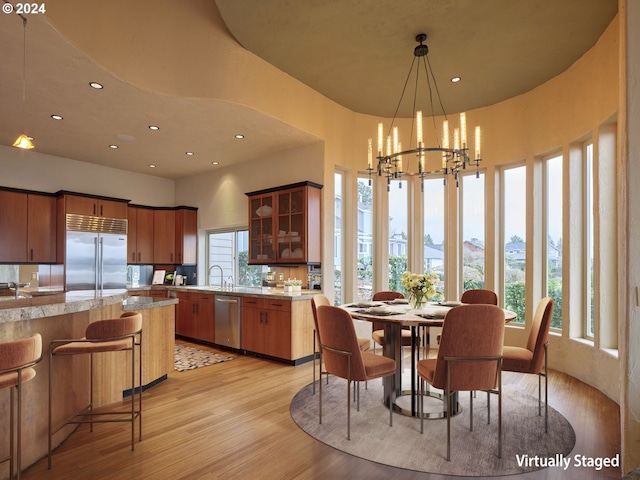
[256, 206, 272, 217]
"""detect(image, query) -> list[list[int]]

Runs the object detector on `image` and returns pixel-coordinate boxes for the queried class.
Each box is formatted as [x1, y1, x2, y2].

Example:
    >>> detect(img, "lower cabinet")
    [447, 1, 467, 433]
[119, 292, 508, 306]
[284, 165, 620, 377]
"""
[242, 296, 314, 362]
[176, 292, 215, 343]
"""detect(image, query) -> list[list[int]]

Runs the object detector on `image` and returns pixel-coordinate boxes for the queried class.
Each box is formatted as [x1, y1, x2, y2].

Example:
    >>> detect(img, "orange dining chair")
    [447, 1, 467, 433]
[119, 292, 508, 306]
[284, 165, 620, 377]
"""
[461, 289, 498, 305]
[417, 304, 504, 461]
[48, 312, 143, 468]
[502, 296, 554, 432]
[0, 333, 42, 480]
[311, 295, 371, 394]
[371, 291, 414, 354]
[317, 305, 396, 440]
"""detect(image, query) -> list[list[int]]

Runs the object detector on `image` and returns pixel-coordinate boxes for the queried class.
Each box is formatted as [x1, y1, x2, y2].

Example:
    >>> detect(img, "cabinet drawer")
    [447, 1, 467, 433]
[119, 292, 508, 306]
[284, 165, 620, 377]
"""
[179, 292, 213, 303]
[264, 298, 291, 312]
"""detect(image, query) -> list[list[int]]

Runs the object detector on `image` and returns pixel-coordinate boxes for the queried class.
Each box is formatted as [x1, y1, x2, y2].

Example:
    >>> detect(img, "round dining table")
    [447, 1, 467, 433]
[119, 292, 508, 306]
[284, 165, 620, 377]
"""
[341, 300, 517, 419]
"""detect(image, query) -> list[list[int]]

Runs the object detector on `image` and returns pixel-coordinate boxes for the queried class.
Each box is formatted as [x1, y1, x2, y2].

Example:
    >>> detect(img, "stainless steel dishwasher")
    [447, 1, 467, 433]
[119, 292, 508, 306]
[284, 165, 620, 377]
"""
[215, 295, 242, 348]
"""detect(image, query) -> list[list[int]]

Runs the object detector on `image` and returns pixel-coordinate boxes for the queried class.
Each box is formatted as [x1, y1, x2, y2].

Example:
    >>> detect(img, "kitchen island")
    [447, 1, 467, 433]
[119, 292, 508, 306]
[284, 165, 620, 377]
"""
[0, 289, 177, 474]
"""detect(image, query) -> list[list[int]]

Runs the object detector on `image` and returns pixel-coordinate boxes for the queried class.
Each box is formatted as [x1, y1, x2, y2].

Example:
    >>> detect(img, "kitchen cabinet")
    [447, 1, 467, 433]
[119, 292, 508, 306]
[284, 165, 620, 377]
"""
[175, 292, 215, 343]
[241, 297, 292, 359]
[63, 193, 128, 219]
[128, 206, 154, 264]
[153, 209, 176, 264]
[175, 208, 197, 265]
[0, 189, 56, 263]
[246, 182, 322, 265]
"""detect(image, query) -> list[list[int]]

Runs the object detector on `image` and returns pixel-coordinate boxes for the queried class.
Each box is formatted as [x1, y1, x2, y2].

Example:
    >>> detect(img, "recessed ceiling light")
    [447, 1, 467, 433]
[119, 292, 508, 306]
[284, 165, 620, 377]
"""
[451, 77, 461, 83]
[51, 114, 63, 120]
[148, 125, 160, 131]
[186, 152, 194, 156]
[148, 164, 156, 168]
[235, 134, 244, 139]
[89, 82, 104, 89]
[109, 144, 119, 149]
[211, 161, 219, 165]
[117, 134, 135, 142]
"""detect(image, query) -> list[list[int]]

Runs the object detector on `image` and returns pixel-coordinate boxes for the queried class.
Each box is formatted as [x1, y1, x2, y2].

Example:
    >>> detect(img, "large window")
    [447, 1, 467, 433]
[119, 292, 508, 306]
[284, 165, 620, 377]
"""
[334, 171, 344, 305]
[357, 177, 374, 301]
[462, 173, 485, 291]
[423, 178, 445, 296]
[502, 166, 526, 323]
[585, 143, 595, 338]
[388, 179, 408, 292]
[545, 155, 563, 329]
[207, 230, 262, 287]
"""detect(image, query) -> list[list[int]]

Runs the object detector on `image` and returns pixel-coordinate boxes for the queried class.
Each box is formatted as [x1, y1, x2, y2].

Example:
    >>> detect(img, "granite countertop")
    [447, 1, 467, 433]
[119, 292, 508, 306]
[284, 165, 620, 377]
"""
[128, 285, 320, 300]
[0, 289, 129, 324]
[123, 295, 178, 310]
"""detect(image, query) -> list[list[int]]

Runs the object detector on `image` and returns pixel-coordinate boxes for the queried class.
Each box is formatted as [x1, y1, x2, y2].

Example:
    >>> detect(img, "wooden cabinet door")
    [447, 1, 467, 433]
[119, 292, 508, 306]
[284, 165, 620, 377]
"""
[153, 209, 176, 263]
[0, 190, 28, 262]
[263, 299, 292, 359]
[127, 207, 138, 263]
[176, 293, 197, 338]
[248, 193, 275, 264]
[241, 297, 263, 353]
[64, 195, 127, 219]
[195, 294, 215, 343]
[175, 208, 197, 265]
[27, 194, 56, 263]
[98, 199, 128, 219]
[135, 207, 154, 264]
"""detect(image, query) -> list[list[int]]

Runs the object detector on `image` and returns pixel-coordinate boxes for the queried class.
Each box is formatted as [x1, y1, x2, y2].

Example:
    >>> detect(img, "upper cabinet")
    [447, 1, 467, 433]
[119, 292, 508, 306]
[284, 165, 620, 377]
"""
[128, 206, 154, 264]
[62, 193, 128, 219]
[175, 208, 197, 265]
[0, 189, 56, 263]
[246, 182, 322, 265]
[153, 209, 176, 264]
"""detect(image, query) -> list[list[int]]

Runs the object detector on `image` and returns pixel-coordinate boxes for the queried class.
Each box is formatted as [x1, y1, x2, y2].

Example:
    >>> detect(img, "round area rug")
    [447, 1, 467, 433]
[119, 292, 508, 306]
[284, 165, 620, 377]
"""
[290, 378, 576, 477]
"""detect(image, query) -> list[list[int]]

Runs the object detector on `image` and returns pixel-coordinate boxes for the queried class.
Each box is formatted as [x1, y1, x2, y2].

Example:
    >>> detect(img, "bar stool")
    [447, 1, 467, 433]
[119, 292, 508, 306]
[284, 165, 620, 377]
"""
[0, 333, 43, 480]
[48, 312, 142, 469]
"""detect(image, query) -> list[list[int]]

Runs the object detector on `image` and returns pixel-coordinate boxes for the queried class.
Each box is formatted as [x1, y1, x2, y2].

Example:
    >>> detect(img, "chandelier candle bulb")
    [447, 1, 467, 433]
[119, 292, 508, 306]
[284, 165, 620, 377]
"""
[454, 128, 460, 151]
[460, 112, 467, 148]
[367, 138, 373, 169]
[386, 135, 392, 157]
[393, 126, 399, 154]
[398, 142, 403, 173]
[475, 126, 481, 159]
[377, 122, 384, 156]
[416, 110, 423, 146]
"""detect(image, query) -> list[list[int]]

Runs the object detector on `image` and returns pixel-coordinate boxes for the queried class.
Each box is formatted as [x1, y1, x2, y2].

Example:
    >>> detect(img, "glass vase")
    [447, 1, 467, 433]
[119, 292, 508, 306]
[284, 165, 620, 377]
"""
[410, 293, 426, 310]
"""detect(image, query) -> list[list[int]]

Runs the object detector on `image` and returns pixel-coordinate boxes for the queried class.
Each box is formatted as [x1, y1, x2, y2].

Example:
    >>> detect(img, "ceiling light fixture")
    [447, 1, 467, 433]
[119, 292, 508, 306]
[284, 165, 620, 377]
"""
[367, 33, 482, 190]
[186, 152, 194, 156]
[211, 161, 219, 165]
[12, 17, 34, 150]
[148, 164, 156, 168]
[148, 125, 160, 131]
[451, 77, 461, 83]
[51, 114, 63, 120]
[235, 134, 244, 139]
[109, 144, 119, 149]
[89, 82, 104, 89]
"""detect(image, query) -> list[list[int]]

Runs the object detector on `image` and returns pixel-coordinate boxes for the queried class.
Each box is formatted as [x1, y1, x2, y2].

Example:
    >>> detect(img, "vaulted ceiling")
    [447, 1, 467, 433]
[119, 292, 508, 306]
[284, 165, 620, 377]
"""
[0, 0, 618, 179]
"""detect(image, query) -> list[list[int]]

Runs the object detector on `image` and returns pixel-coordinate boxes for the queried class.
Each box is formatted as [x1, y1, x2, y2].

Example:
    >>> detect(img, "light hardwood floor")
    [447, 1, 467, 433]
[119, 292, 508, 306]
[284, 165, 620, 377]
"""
[21, 341, 621, 480]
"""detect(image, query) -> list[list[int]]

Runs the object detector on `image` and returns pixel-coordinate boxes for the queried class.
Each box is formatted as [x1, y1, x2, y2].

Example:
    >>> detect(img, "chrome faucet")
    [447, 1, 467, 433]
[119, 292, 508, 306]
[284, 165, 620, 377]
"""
[207, 264, 224, 288]
[8, 281, 31, 299]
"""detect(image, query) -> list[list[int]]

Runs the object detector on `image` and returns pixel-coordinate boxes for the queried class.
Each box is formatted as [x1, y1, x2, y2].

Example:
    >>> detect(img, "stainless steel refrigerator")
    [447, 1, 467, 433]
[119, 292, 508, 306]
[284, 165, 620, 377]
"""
[65, 213, 128, 291]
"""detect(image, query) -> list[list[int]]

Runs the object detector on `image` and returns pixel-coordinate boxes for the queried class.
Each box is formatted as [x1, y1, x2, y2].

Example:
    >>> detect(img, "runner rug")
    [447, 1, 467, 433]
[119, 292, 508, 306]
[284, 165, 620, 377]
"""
[174, 344, 233, 371]
[290, 378, 576, 477]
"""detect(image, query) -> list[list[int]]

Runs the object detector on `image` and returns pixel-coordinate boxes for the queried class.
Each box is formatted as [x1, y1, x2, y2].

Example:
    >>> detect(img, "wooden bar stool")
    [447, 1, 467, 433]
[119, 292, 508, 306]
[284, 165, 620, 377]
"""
[48, 312, 142, 469]
[0, 333, 43, 480]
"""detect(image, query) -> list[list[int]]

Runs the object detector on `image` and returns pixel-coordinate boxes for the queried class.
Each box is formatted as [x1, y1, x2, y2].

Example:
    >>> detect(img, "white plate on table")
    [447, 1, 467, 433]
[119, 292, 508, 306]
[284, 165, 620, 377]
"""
[438, 301, 463, 307]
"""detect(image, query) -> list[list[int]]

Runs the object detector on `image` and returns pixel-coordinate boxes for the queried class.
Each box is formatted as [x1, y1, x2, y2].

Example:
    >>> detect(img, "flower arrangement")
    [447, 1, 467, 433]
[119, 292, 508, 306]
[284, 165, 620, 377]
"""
[284, 278, 302, 287]
[401, 271, 439, 309]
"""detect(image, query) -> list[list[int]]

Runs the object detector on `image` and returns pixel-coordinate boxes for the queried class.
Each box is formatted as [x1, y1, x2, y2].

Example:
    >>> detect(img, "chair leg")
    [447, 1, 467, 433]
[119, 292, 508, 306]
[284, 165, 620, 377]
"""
[347, 357, 351, 441]
[469, 391, 474, 431]
[387, 375, 393, 427]
[544, 342, 548, 433]
[498, 367, 503, 458]
[318, 350, 323, 425]
[312, 330, 317, 395]
[10, 383, 15, 480]
[420, 378, 424, 434]
[487, 390, 491, 424]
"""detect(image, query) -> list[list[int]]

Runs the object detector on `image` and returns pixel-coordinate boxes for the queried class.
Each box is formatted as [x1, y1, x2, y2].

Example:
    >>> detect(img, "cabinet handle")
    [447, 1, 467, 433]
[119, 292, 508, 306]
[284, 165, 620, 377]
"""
[93, 204, 97, 215]
[100, 205, 103, 216]
[264, 312, 268, 325]
[138, 252, 141, 262]
[30, 248, 33, 261]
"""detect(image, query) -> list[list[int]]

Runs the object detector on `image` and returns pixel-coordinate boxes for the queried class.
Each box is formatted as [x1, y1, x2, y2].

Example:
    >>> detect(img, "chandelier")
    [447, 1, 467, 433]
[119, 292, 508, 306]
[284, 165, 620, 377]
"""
[13, 16, 34, 150]
[367, 33, 481, 190]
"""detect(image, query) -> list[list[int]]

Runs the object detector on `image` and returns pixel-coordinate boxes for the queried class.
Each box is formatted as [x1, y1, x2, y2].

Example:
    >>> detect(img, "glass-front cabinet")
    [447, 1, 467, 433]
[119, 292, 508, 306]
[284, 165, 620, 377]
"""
[246, 182, 322, 265]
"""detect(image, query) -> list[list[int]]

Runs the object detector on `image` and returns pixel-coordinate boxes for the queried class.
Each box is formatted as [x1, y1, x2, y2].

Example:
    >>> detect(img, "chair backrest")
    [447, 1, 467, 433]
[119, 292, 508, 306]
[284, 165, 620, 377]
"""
[311, 294, 331, 342]
[433, 304, 505, 391]
[316, 305, 367, 382]
[372, 292, 405, 331]
[0, 333, 42, 371]
[525, 297, 554, 374]
[86, 312, 142, 340]
[372, 291, 405, 301]
[461, 289, 498, 305]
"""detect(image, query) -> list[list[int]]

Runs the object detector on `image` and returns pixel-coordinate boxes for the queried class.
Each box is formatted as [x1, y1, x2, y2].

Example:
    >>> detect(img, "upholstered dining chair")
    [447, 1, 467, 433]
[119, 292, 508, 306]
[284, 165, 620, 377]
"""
[0, 333, 42, 480]
[417, 304, 505, 461]
[502, 296, 554, 432]
[461, 289, 498, 305]
[371, 291, 413, 355]
[48, 311, 143, 468]
[316, 305, 396, 440]
[311, 295, 371, 394]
